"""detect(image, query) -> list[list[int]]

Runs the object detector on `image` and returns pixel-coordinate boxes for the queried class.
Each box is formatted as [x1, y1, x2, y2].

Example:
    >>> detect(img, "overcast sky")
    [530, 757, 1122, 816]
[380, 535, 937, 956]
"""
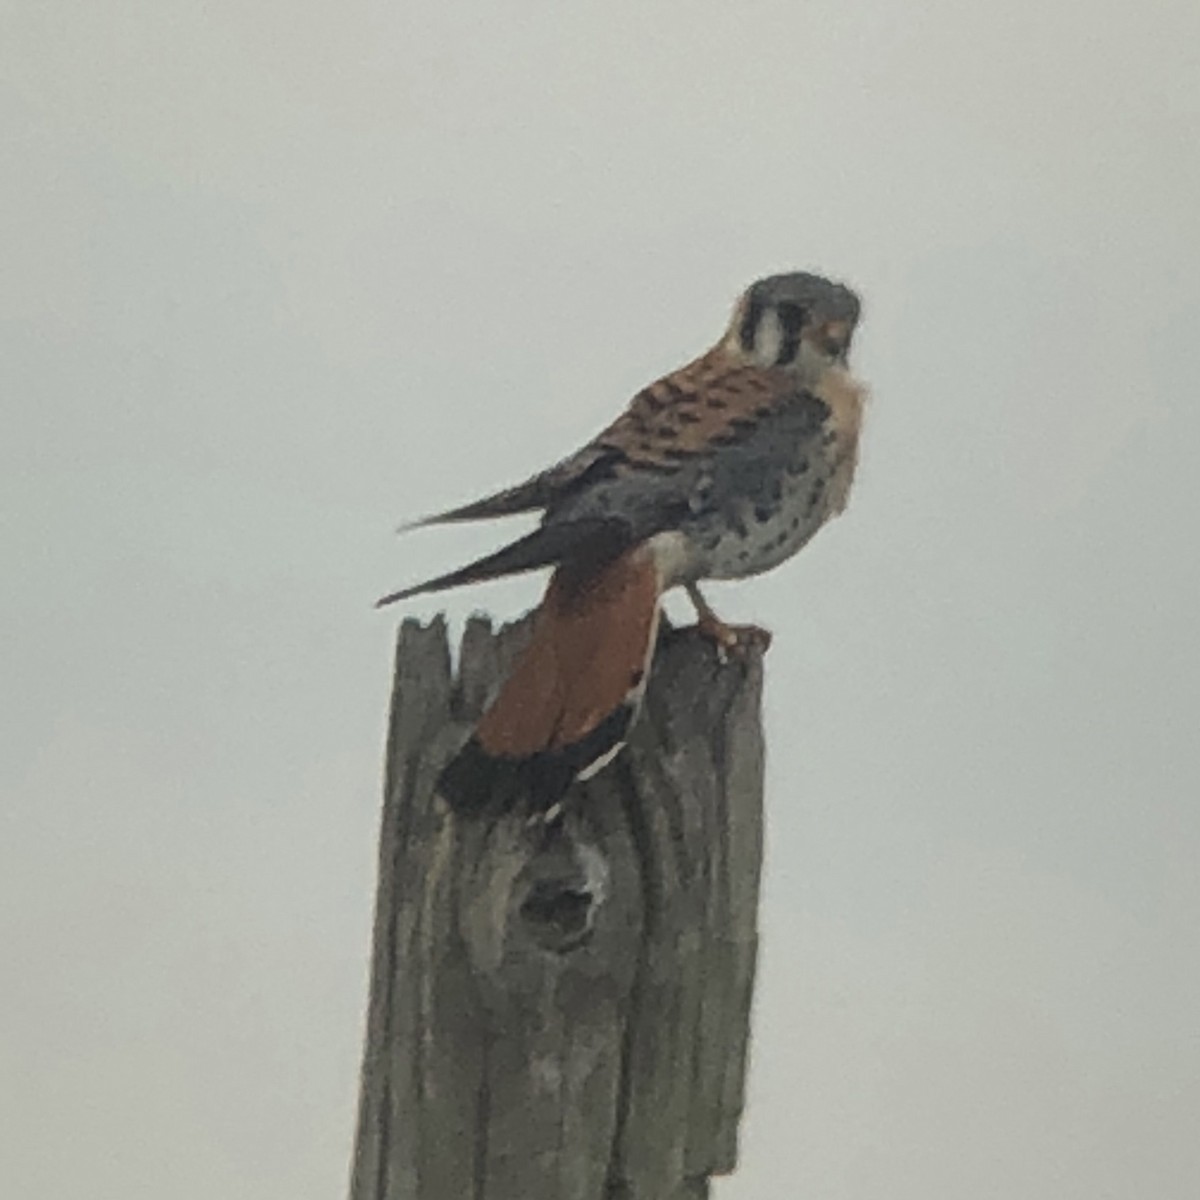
[3, 2, 1199, 1197]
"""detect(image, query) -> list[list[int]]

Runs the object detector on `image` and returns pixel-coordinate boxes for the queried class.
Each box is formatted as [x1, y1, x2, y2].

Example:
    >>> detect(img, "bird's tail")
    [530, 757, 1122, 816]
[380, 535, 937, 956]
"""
[437, 545, 662, 814]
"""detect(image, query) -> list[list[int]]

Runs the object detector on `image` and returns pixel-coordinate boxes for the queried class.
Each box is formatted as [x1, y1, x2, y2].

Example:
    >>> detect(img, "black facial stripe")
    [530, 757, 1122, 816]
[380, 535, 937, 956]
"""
[739, 291, 765, 351]
[775, 301, 808, 365]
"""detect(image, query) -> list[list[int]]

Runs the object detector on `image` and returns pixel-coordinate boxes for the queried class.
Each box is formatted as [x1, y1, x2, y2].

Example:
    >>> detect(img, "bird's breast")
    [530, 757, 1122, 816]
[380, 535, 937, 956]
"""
[687, 464, 836, 580]
[814, 364, 865, 517]
[683, 369, 865, 583]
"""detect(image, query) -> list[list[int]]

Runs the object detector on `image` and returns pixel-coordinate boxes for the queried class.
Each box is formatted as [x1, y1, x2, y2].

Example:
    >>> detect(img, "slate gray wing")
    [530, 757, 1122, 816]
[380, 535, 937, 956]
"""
[378, 382, 835, 606]
[544, 382, 832, 549]
[398, 442, 622, 530]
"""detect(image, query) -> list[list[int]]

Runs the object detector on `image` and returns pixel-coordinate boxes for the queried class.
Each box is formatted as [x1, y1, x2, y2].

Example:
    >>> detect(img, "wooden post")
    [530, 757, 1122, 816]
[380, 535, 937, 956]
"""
[350, 612, 766, 1200]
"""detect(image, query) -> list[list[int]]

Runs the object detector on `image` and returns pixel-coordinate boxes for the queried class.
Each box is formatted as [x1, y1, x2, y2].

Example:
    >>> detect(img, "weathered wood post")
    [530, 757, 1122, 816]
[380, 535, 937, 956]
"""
[350, 611, 766, 1200]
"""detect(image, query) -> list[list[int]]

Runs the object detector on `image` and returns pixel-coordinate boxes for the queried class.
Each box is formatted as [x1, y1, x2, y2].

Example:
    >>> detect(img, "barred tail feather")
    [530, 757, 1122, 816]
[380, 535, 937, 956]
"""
[436, 546, 662, 814]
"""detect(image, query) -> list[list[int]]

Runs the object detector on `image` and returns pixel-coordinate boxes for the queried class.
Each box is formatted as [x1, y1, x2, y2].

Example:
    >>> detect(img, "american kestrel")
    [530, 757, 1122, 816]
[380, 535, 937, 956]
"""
[379, 271, 865, 814]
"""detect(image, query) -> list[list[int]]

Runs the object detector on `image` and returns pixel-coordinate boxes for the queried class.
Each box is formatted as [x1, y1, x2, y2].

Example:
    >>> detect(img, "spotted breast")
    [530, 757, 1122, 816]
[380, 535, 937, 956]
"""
[661, 363, 865, 585]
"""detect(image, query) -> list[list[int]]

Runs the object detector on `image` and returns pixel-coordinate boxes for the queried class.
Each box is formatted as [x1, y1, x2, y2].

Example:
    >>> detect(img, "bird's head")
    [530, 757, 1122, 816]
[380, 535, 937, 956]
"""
[726, 271, 861, 375]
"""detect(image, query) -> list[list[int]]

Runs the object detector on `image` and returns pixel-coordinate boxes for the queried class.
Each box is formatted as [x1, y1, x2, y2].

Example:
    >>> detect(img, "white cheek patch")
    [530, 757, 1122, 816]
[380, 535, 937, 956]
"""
[753, 308, 783, 366]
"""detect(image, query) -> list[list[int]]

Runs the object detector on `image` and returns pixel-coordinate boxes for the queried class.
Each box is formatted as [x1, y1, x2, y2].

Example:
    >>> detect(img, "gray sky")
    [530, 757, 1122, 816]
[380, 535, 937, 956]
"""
[3, 2, 1199, 1196]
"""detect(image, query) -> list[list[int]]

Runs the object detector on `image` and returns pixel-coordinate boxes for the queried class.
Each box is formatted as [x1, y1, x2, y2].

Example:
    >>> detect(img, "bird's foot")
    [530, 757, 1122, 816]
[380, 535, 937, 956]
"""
[693, 613, 772, 662]
[684, 582, 771, 662]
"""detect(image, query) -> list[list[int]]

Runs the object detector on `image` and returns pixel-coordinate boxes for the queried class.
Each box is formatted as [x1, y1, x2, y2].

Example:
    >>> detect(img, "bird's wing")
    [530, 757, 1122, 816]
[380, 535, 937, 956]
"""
[375, 515, 632, 607]
[378, 356, 835, 607]
[397, 444, 622, 530]
[589, 349, 793, 467]
[397, 348, 785, 530]
[545, 358, 833, 537]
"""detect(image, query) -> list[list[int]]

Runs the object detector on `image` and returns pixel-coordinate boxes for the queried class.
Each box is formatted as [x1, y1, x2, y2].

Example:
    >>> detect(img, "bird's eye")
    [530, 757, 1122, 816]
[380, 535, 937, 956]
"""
[821, 320, 852, 359]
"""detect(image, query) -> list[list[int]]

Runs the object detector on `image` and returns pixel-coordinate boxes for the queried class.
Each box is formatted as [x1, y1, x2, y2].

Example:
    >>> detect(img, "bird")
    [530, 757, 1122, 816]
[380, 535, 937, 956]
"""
[378, 271, 866, 815]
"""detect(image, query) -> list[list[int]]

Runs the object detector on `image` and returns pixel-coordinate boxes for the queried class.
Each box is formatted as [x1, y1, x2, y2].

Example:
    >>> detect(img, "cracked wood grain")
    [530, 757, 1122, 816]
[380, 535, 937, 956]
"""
[350, 613, 765, 1200]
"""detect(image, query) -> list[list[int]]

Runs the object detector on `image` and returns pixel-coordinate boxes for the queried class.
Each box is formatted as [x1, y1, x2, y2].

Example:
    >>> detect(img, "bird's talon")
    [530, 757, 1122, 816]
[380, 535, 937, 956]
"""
[739, 624, 773, 654]
[694, 615, 771, 660]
